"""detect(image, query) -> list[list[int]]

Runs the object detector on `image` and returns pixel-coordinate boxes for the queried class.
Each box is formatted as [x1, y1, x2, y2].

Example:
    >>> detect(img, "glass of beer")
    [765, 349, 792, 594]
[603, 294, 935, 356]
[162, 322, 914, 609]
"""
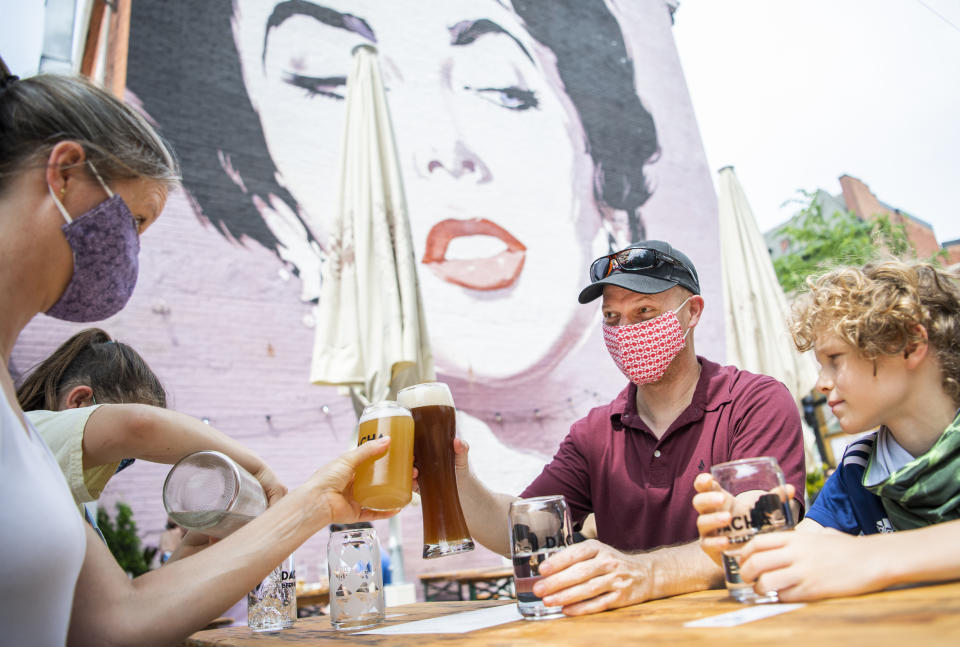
[710, 456, 795, 603]
[353, 401, 415, 510]
[396, 382, 475, 558]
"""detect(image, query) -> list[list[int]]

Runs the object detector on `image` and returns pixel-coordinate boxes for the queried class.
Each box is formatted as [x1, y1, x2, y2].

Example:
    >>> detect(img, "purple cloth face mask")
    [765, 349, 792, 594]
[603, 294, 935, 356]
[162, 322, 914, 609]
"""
[45, 163, 140, 322]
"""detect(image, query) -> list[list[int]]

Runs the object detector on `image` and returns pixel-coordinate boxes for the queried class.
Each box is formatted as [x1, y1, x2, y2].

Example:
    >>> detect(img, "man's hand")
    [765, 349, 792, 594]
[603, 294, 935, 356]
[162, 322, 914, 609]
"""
[738, 527, 880, 602]
[413, 437, 467, 496]
[453, 437, 470, 470]
[533, 540, 652, 616]
[692, 472, 739, 566]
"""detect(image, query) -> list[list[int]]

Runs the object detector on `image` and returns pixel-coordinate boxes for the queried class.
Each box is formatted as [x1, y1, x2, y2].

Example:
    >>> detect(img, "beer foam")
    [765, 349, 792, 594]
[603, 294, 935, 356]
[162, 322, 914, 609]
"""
[396, 382, 455, 409]
[358, 401, 412, 424]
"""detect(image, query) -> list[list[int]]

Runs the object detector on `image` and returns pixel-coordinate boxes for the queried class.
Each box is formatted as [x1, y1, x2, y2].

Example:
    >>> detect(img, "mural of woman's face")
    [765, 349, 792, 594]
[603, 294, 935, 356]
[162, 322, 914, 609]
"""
[232, 0, 600, 381]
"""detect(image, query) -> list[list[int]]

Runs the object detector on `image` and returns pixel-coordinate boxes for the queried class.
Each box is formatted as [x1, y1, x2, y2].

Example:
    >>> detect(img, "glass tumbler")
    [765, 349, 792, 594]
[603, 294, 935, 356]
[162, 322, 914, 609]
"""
[710, 456, 795, 603]
[247, 554, 297, 632]
[328, 528, 386, 630]
[162, 450, 267, 538]
[509, 495, 573, 620]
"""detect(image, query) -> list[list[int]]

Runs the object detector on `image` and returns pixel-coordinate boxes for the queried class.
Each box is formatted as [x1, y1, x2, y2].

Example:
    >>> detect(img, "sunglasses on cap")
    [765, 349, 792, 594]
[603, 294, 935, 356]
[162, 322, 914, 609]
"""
[589, 247, 685, 283]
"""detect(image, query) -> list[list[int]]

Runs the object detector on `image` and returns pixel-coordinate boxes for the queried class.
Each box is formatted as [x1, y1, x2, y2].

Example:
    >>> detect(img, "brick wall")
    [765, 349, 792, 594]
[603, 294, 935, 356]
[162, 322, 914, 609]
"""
[839, 174, 941, 258]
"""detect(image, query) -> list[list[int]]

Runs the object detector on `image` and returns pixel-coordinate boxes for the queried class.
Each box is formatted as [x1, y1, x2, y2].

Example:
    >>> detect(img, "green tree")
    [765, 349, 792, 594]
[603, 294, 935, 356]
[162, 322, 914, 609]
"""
[97, 501, 151, 576]
[772, 191, 916, 294]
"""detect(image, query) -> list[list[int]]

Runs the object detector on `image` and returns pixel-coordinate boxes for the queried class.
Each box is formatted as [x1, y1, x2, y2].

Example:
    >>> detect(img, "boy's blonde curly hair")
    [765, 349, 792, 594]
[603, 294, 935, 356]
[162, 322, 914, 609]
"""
[790, 260, 960, 405]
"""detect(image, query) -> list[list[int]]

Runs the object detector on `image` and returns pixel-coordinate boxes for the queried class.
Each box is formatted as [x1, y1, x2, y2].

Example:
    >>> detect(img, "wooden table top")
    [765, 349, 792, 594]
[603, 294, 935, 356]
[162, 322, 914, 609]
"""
[186, 579, 960, 646]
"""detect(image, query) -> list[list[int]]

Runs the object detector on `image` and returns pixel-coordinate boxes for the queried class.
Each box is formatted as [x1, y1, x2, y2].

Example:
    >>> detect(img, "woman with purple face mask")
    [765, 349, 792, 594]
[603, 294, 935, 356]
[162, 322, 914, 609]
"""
[0, 67, 402, 646]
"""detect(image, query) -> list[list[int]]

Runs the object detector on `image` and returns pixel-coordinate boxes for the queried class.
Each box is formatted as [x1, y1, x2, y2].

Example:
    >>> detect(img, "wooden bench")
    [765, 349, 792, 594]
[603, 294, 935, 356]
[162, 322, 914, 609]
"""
[418, 565, 515, 602]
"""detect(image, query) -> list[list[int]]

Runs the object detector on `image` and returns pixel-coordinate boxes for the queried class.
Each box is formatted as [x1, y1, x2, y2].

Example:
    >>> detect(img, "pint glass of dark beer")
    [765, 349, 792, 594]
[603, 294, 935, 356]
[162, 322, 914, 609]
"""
[397, 382, 475, 558]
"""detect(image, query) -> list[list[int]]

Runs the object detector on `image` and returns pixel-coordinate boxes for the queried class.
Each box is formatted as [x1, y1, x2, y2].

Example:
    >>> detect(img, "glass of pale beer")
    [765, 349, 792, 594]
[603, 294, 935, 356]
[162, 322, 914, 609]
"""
[396, 382, 475, 558]
[353, 401, 415, 511]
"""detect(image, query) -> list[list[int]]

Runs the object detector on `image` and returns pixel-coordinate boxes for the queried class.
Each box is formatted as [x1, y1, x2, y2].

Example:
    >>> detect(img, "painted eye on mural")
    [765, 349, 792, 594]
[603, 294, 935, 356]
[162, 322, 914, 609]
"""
[284, 72, 348, 100]
[464, 85, 539, 111]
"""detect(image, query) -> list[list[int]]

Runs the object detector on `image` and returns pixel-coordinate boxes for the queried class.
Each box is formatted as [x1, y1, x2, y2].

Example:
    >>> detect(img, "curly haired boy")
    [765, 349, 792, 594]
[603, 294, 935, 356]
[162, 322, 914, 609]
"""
[694, 259, 960, 601]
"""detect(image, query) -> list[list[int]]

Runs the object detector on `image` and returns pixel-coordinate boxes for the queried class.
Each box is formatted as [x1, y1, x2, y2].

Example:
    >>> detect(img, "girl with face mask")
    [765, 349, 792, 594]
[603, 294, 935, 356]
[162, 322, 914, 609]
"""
[0, 68, 401, 646]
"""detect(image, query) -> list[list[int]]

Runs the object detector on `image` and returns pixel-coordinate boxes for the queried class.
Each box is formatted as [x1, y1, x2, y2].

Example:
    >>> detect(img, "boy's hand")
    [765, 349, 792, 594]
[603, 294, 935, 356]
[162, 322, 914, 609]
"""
[739, 527, 877, 602]
[692, 473, 739, 566]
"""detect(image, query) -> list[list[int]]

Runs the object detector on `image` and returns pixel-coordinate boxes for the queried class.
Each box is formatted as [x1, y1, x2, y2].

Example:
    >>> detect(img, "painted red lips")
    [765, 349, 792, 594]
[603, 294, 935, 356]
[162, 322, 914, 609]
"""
[422, 218, 526, 291]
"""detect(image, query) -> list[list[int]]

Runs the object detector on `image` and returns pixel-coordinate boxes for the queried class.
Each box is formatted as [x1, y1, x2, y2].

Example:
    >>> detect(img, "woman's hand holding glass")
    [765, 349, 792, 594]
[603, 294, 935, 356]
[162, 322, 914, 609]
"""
[305, 437, 403, 525]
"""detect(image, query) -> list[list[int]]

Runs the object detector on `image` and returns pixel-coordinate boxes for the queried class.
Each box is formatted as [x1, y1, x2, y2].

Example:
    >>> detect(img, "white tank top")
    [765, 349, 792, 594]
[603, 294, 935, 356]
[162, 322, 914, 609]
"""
[0, 394, 86, 645]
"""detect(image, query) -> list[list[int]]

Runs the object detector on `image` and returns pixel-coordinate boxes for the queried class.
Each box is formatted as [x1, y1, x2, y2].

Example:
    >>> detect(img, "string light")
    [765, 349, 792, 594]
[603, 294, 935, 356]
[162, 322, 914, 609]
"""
[194, 390, 608, 442]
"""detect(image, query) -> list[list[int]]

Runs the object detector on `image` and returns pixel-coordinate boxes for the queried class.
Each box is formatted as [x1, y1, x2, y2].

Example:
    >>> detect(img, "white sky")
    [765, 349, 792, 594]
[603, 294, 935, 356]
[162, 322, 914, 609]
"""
[673, 0, 960, 243]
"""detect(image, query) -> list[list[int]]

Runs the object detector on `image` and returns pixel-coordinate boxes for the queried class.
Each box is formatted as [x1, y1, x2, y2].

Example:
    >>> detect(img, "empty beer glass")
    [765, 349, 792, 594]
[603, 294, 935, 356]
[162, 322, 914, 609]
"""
[509, 496, 573, 620]
[162, 450, 267, 538]
[353, 401, 415, 511]
[396, 382, 475, 559]
[711, 456, 795, 603]
[328, 528, 385, 630]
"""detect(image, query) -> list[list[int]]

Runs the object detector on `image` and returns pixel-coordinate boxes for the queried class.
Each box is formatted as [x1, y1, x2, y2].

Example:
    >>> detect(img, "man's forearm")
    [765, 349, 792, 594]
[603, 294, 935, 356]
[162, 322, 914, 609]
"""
[643, 539, 725, 599]
[455, 465, 518, 556]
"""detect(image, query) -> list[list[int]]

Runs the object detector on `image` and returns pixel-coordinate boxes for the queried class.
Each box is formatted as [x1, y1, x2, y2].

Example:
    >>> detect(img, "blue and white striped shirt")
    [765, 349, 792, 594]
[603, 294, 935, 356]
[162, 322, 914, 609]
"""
[807, 434, 894, 535]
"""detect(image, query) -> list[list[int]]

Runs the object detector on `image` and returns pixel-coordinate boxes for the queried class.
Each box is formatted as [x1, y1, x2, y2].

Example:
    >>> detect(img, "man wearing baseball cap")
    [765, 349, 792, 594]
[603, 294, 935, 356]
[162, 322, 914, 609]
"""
[453, 240, 805, 615]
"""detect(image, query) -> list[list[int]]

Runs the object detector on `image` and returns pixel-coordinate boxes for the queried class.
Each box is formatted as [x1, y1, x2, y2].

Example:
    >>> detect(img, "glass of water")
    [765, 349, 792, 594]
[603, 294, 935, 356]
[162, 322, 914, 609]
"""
[328, 528, 385, 630]
[710, 457, 795, 604]
[247, 554, 296, 631]
[508, 495, 573, 620]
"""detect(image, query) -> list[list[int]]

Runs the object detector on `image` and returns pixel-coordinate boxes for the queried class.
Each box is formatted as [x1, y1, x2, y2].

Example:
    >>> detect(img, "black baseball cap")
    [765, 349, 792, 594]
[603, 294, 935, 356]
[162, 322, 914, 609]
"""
[578, 240, 701, 304]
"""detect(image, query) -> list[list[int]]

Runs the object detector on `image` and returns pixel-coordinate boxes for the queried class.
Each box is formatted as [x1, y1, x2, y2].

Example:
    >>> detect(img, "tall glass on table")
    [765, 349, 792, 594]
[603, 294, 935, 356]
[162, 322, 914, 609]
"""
[711, 456, 795, 604]
[509, 495, 573, 620]
[396, 382, 475, 558]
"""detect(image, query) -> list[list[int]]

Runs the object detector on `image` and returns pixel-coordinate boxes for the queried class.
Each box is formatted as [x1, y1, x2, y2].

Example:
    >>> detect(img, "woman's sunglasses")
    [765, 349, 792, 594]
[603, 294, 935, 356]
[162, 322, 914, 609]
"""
[589, 247, 685, 283]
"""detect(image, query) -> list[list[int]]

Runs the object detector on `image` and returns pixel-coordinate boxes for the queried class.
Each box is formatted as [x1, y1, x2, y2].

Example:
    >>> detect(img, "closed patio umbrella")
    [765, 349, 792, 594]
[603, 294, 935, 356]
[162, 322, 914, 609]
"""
[310, 45, 435, 585]
[311, 44, 434, 404]
[717, 166, 822, 466]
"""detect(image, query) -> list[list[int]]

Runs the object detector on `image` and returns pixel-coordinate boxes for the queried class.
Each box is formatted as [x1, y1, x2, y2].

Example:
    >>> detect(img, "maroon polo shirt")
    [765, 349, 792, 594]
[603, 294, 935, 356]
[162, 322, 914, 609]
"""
[521, 357, 806, 552]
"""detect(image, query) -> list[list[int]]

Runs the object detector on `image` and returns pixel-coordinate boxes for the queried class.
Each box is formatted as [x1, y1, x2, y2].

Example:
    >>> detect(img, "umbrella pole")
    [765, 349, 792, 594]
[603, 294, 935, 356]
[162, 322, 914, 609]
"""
[388, 515, 406, 584]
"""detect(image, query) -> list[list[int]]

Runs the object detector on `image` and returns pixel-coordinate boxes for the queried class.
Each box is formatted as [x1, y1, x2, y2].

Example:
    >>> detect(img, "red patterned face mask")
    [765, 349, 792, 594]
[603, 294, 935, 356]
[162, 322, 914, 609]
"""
[602, 298, 691, 384]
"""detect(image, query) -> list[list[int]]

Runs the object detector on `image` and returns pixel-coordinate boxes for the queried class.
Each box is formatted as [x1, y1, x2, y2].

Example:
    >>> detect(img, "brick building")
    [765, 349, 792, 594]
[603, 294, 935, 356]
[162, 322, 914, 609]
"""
[766, 174, 958, 263]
